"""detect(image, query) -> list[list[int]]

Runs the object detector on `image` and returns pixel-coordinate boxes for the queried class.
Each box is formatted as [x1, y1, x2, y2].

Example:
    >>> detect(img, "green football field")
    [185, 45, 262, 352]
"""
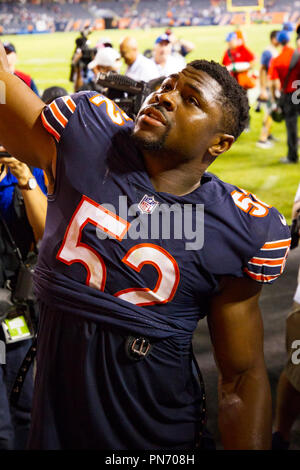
[1, 24, 299, 222]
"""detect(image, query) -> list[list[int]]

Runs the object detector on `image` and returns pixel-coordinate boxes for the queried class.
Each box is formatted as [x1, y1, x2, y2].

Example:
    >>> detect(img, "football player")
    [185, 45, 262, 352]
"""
[0, 43, 291, 450]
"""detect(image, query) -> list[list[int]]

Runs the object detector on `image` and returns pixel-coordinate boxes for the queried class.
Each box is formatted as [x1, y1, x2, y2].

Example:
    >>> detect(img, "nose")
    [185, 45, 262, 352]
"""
[153, 89, 177, 112]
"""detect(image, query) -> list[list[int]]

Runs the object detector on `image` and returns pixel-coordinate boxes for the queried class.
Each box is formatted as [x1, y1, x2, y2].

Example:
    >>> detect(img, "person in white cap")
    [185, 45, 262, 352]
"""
[152, 34, 186, 77]
[75, 47, 121, 92]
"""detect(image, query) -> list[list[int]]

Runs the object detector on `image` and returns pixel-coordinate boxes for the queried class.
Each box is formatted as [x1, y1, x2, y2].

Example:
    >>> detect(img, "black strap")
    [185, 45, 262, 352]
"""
[0, 210, 24, 267]
[282, 50, 300, 93]
[10, 336, 37, 406]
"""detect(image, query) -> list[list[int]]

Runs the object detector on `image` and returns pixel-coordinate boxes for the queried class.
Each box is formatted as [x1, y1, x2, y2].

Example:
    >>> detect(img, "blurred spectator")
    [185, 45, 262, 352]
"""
[269, 30, 300, 164]
[119, 36, 160, 82]
[256, 30, 280, 149]
[222, 32, 256, 90]
[3, 42, 39, 96]
[152, 34, 185, 76]
[272, 183, 300, 450]
[75, 47, 121, 92]
[165, 28, 195, 58]
[96, 37, 113, 49]
[0, 149, 47, 449]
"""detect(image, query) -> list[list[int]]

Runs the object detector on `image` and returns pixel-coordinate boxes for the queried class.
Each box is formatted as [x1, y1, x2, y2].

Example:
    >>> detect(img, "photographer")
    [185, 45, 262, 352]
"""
[0, 149, 47, 449]
[74, 47, 121, 93]
[70, 29, 97, 91]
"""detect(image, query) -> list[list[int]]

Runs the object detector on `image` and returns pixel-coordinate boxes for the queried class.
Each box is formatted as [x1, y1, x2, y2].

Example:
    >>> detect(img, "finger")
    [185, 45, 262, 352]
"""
[0, 157, 15, 164]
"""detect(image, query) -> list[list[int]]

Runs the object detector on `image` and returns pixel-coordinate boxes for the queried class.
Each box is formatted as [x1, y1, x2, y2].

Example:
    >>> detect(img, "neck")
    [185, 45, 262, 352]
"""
[143, 151, 207, 196]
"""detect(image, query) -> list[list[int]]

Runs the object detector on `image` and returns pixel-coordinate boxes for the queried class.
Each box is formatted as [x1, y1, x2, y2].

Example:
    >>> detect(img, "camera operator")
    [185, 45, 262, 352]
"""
[70, 28, 97, 90]
[75, 47, 121, 93]
[273, 183, 300, 450]
[0, 149, 47, 449]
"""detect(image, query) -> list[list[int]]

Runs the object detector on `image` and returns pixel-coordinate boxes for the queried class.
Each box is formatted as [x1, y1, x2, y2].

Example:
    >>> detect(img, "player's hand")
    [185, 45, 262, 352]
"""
[0, 41, 10, 73]
[0, 153, 32, 187]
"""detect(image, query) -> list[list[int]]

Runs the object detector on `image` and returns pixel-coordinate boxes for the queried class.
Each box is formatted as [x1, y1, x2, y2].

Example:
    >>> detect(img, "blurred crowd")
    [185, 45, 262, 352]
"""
[0, 0, 300, 34]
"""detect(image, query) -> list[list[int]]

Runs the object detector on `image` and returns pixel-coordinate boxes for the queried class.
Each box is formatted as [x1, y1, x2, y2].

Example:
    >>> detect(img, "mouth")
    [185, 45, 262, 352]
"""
[139, 106, 167, 127]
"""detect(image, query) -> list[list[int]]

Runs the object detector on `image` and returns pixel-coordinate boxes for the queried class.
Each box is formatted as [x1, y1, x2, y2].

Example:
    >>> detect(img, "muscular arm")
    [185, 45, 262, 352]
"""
[0, 42, 56, 175]
[208, 276, 272, 450]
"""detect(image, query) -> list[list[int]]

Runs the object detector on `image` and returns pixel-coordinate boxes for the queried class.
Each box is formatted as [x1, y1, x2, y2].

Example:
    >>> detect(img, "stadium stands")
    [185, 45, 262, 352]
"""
[0, 0, 299, 35]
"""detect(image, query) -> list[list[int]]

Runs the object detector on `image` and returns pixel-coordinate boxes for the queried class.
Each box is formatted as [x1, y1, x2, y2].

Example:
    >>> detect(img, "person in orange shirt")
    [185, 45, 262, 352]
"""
[269, 30, 300, 164]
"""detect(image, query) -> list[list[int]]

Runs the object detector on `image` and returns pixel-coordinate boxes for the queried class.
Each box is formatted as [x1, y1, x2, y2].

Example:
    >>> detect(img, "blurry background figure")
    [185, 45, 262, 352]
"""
[119, 36, 159, 82]
[96, 37, 113, 49]
[256, 30, 280, 149]
[41, 86, 68, 105]
[75, 47, 121, 92]
[269, 29, 300, 164]
[69, 28, 96, 86]
[273, 183, 300, 450]
[3, 42, 39, 96]
[164, 28, 195, 60]
[88, 47, 121, 75]
[222, 31, 256, 131]
[0, 147, 47, 449]
[283, 22, 295, 33]
[222, 31, 256, 90]
[152, 33, 185, 76]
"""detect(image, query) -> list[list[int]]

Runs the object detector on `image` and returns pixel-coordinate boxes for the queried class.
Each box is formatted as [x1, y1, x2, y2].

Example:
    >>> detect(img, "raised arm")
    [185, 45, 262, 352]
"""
[0, 42, 56, 173]
[208, 276, 272, 450]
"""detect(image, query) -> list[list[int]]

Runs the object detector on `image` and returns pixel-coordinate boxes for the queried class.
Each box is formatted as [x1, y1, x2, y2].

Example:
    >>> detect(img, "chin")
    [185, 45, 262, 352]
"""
[132, 124, 170, 152]
[131, 131, 165, 151]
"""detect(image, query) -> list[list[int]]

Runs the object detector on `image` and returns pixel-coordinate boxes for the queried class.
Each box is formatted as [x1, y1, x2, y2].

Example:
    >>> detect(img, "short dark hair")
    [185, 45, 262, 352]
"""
[270, 30, 279, 41]
[188, 59, 249, 139]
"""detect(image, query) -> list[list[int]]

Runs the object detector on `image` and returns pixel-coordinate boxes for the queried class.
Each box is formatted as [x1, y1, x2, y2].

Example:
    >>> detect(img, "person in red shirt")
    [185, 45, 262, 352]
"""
[269, 30, 300, 164]
[222, 32, 256, 90]
[3, 42, 39, 97]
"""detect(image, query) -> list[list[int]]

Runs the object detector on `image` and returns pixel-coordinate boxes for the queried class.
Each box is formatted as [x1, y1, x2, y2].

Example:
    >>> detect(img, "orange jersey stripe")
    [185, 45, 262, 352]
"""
[261, 239, 291, 250]
[50, 102, 68, 127]
[244, 268, 279, 282]
[65, 97, 76, 112]
[249, 257, 285, 266]
[41, 111, 60, 142]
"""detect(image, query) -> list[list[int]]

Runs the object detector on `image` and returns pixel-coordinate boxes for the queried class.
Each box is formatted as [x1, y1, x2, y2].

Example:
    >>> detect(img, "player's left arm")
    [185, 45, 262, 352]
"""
[208, 276, 272, 450]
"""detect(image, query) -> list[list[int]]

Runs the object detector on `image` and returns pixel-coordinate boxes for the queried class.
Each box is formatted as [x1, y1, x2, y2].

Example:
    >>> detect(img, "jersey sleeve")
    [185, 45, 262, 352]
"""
[40, 93, 81, 143]
[244, 209, 291, 284]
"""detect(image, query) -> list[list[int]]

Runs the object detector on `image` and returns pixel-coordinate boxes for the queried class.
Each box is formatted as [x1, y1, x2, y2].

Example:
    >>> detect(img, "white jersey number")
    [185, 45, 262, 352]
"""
[57, 196, 180, 306]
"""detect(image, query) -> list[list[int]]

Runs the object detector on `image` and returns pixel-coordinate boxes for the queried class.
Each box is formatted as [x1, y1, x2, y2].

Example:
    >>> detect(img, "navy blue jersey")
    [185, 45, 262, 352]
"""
[29, 92, 291, 449]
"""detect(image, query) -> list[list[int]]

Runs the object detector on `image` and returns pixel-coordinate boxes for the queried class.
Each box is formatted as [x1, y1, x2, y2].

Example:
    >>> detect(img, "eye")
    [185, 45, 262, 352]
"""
[186, 96, 199, 106]
[160, 82, 173, 92]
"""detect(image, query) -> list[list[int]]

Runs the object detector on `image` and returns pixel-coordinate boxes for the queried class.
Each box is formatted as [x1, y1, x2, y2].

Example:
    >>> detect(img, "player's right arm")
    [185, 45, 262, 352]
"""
[0, 42, 56, 174]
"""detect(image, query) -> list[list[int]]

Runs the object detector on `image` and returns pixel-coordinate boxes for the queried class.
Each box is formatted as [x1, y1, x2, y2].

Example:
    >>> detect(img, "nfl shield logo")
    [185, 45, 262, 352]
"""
[138, 194, 159, 214]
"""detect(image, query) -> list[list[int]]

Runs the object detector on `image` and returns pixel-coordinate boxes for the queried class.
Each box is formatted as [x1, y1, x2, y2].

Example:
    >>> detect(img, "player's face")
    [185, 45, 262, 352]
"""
[133, 66, 224, 161]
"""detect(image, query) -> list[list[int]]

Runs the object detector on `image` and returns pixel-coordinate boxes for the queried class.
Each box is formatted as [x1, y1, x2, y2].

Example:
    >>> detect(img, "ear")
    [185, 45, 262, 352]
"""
[207, 133, 235, 158]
